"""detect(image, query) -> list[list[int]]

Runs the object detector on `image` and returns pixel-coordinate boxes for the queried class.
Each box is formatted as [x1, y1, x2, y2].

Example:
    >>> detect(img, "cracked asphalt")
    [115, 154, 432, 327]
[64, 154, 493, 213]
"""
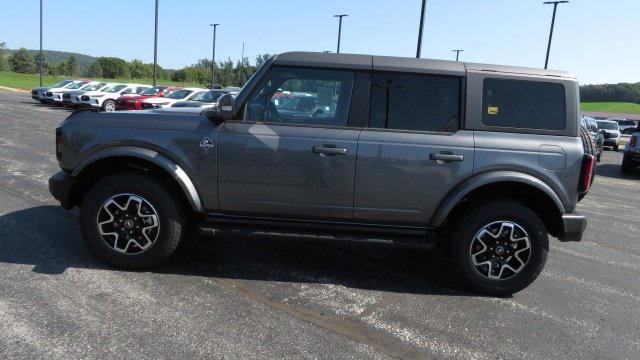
[0, 91, 639, 359]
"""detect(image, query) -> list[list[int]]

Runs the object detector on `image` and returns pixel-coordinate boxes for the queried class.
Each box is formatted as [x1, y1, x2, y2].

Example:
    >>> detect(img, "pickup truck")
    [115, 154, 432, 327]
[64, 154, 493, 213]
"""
[49, 52, 594, 296]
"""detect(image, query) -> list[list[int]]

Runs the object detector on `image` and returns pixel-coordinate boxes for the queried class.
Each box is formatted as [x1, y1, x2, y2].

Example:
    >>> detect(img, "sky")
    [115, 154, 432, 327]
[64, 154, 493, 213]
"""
[0, 0, 638, 85]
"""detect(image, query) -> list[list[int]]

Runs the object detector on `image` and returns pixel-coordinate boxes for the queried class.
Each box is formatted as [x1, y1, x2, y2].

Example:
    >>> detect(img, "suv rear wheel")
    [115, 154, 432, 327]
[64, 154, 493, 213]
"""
[448, 200, 549, 296]
[79, 172, 185, 269]
[102, 99, 116, 112]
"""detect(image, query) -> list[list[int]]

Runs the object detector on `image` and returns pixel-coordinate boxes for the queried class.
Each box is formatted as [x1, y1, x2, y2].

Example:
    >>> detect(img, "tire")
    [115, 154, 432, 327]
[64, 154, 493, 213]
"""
[596, 153, 601, 162]
[579, 126, 596, 157]
[102, 99, 116, 112]
[621, 154, 633, 174]
[614, 145, 619, 152]
[79, 172, 185, 269]
[448, 200, 549, 296]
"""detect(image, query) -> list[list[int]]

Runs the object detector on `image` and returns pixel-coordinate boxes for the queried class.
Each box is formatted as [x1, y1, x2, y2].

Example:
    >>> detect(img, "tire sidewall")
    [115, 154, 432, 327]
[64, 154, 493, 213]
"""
[450, 202, 549, 296]
[80, 173, 183, 268]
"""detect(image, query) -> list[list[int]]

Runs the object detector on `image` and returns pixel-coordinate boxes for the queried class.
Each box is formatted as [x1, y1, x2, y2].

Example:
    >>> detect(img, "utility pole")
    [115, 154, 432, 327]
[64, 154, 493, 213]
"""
[416, 0, 427, 58]
[39, 0, 43, 86]
[153, 0, 159, 86]
[333, 14, 348, 53]
[210, 23, 219, 89]
[452, 49, 464, 61]
[543, 1, 569, 69]
[241, 42, 245, 64]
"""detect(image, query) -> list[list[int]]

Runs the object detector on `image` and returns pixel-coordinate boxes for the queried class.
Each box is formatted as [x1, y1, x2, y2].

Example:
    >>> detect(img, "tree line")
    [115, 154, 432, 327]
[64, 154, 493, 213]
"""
[580, 83, 640, 104]
[0, 45, 270, 87]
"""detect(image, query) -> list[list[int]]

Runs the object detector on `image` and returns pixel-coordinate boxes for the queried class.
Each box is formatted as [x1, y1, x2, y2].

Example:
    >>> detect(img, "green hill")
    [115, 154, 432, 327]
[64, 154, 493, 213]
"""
[14, 49, 97, 74]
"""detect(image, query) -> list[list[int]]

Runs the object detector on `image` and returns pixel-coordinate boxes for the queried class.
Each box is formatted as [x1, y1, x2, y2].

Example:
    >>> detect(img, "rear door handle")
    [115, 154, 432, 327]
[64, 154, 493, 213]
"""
[312, 146, 348, 156]
[429, 152, 464, 162]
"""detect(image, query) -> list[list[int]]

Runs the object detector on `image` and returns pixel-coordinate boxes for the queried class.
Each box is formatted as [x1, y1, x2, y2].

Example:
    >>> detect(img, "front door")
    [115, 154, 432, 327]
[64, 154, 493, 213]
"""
[353, 71, 474, 225]
[218, 66, 359, 220]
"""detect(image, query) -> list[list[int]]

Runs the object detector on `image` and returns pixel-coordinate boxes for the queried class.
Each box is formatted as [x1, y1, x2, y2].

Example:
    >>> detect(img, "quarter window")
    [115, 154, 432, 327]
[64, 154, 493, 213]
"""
[482, 78, 566, 130]
[244, 67, 355, 127]
[370, 73, 461, 132]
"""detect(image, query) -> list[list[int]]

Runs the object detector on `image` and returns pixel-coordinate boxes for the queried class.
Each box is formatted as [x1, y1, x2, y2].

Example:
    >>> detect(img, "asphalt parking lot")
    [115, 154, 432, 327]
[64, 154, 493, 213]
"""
[1, 91, 639, 359]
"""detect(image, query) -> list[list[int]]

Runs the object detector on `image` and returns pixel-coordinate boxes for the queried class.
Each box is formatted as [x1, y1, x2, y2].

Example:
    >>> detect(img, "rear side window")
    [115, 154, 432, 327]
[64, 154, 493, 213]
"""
[371, 72, 461, 132]
[482, 78, 566, 130]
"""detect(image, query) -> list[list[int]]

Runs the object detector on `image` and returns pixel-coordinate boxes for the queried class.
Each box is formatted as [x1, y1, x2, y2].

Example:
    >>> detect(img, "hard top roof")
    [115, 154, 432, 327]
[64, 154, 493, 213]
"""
[273, 51, 575, 79]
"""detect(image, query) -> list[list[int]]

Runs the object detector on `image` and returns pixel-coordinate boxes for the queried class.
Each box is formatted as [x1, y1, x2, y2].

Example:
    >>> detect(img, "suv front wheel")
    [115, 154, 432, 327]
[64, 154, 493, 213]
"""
[79, 172, 185, 269]
[448, 200, 549, 296]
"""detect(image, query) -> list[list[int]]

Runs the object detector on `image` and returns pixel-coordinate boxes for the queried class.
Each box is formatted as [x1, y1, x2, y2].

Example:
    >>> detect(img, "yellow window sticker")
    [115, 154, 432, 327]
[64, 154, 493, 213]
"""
[487, 106, 499, 115]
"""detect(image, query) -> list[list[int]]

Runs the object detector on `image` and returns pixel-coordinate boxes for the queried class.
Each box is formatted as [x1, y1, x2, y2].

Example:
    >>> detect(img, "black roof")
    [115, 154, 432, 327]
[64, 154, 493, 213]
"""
[273, 51, 575, 79]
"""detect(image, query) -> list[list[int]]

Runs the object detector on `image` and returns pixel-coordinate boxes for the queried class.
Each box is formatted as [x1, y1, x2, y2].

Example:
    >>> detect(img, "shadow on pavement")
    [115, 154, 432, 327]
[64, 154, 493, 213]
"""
[596, 163, 640, 180]
[0, 205, 473, 297]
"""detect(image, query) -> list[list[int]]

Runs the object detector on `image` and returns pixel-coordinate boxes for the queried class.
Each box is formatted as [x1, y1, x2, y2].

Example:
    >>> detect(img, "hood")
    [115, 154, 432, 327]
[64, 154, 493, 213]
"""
[171, 101, 205, 108]
[143, 97, 176, 104]
[63, 90, 86, 95]
[64, 108, 204, 131]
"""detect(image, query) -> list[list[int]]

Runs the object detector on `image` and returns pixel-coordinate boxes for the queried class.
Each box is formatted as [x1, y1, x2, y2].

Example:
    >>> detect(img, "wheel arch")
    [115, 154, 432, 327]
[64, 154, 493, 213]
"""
[70, 146, 204, 213]
[430, 171, 566, 238]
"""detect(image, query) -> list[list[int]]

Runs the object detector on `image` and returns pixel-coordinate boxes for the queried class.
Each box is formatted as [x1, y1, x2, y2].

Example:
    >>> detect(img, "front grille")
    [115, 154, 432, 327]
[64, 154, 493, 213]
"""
[63, 94, 71, 99]
[81, 95, 90, 101]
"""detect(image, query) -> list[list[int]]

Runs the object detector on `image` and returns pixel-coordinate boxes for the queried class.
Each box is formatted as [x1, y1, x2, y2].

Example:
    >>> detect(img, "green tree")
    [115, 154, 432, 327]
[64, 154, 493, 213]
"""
[34, 53, 51, 75]
[8, 47, 36, 73]
[129, 59, 154, 79]
[56, 61, 67, 76]
[97, 57, 129, 79]
[0, 42, 9, 71]
[66, 55, 78, 76]
[87, 60, 103, 77]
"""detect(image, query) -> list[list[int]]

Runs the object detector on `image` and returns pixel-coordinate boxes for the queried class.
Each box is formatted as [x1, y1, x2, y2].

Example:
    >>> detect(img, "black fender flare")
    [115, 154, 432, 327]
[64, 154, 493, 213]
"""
[71, 146, 204, 213]
[429, 171, 566, 228]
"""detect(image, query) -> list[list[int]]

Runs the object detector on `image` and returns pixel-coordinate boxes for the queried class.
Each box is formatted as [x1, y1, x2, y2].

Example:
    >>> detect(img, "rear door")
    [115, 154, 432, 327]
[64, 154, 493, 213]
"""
[353, 71, 474, 225]
[217, 66, 362, 220]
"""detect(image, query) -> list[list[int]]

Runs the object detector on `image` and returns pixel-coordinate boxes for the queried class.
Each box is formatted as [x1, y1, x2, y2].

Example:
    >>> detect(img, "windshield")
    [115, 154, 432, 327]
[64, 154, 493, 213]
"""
[82, 82, 106, 91]
[164, 89, 193, 99]
[597, 121, 619, 130]
[66, 82, 88, 90]
[51, 80, 73, 88]
[103, 84, 127, 93]
[140, 86, 166, 96]
[190, 90, 223, 102]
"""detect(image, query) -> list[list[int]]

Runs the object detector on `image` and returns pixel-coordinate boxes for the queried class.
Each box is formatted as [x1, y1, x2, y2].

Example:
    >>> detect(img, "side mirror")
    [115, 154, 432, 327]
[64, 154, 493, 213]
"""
[205, 93, 235, 125]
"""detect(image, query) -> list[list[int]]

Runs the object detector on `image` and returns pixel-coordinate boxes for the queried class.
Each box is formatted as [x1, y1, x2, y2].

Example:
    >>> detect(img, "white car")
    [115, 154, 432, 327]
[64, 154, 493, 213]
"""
[44, 80, 91, 104]
[61, 81, 111, 108]
[80, 83, 151, 112]
[596, 119, 622, 151]
[141, 88, 207, 109]
[31, 79, 73, 103]
[609, 118, 639, 133]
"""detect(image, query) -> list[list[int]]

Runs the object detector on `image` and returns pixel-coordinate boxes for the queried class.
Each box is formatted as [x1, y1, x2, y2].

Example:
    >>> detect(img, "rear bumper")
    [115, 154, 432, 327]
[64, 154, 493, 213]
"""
[48, 171, 76, 210]
[558, 213, 587, 242]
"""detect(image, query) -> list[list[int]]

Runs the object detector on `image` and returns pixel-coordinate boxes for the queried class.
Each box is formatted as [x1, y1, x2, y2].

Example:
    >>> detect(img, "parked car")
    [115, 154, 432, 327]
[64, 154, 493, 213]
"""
[581, 117, 604, 161]
[31, 79, 73, 103]
[621, 125, 640, 174]
[45, 80, 92, 105]
[170, 89, 232, 109]
[115, 86, 179, 111]
[140, 88, 206, 109]
[80, 83, 151, 112]
[618, 127, 636, 150]
[62, 82, 110, 108]
[49, 52, 593, 296]
[609, 118, 638, 133]
[596, 119, 621, 151]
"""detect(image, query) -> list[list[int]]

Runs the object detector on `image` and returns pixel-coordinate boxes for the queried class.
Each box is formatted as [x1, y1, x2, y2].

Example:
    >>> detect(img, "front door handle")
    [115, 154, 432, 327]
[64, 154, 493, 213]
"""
[312, 146, 348, 156]
[429, 152, 464, 162]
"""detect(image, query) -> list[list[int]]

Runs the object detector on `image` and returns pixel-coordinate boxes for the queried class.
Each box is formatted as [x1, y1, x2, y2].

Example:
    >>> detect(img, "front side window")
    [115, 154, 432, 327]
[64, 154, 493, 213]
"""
[244, 67, 354, 127]
[104, 85, 127, 93]
[482, 78, 566, 130]
[370, 72, 461, 132]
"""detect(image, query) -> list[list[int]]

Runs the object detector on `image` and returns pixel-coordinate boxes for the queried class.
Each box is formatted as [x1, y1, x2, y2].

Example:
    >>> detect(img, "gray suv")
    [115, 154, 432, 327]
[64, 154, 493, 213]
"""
[49, 52, 594, 296]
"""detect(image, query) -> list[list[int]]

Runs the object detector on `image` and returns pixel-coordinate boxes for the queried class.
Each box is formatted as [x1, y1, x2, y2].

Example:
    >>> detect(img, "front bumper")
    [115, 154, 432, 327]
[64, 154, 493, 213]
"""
[558, 213, 587, 242]
[604, 139, 619, 147]
[48, 171, 76, 210]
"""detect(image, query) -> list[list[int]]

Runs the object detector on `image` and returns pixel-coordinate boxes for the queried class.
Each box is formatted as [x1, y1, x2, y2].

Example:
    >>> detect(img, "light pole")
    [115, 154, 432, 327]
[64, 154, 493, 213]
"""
[333, 14, 348, 53]
[152, 0, 159, 86]
[543, 1, 568, 69]
[210, 23, 219, 89]
[39, 0, 43, 86]
[452, 49, 464, 61]
[416, 0, 427, 58]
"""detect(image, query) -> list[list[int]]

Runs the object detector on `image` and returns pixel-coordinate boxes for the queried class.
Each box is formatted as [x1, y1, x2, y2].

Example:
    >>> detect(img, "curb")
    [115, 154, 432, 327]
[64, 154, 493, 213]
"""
[0, 85, 30, 93]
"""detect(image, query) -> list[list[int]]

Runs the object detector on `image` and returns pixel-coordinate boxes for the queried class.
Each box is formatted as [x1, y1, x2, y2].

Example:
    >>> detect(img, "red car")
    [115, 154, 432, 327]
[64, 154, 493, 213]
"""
[115, 86, 180, 110]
